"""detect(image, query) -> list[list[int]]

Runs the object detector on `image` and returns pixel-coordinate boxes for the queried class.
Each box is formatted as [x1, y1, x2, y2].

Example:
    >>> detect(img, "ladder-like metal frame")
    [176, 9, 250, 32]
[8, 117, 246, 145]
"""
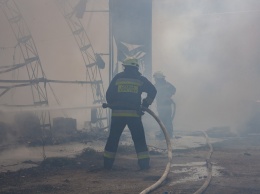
[55, 0, 108, 129]
[0, 0, 51, 155]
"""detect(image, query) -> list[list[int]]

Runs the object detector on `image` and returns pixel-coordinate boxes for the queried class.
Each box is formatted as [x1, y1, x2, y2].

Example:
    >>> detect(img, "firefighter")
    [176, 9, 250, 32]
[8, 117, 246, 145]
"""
[153, 71, 176, 139]
[103, 58, 157, 170]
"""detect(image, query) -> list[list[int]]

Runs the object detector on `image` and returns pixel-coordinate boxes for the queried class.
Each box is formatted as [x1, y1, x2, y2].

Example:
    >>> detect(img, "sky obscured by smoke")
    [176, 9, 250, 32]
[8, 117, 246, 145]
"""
[153, 0, 260, 131]
[1, 0, 260, 131]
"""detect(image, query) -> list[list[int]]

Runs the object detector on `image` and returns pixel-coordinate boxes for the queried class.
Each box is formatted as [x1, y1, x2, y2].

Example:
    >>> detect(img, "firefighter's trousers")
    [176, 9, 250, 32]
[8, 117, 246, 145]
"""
[157, 106, 174, 138]
[104, 116, 150, 170]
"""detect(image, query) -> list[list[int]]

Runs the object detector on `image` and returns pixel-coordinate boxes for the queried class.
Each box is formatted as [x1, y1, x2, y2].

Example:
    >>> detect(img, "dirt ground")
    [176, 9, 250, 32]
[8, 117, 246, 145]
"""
[0, 134, 260, 194]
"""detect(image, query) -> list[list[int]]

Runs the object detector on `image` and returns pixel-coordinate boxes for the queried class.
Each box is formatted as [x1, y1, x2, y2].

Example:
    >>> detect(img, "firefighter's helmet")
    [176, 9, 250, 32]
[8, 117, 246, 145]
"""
[122, 58, 139, 69]
[153, 71, 165, 79]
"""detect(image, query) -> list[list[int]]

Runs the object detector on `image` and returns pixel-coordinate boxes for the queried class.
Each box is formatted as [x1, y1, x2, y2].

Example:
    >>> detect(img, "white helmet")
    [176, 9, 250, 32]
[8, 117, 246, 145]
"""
[153, 71, 165, 79]
[122, 58, 139, 69]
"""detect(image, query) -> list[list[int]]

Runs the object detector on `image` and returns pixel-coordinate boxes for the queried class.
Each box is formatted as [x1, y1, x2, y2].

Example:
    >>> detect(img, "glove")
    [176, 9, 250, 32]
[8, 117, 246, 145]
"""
[102, 103, 109, 108]
[137, 108, 145, 116]
[142, 99, 150, 109]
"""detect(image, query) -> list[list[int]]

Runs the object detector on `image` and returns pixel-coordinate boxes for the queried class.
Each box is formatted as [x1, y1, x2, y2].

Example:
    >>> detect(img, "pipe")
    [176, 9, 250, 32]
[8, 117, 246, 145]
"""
[0, 104, 102, 112]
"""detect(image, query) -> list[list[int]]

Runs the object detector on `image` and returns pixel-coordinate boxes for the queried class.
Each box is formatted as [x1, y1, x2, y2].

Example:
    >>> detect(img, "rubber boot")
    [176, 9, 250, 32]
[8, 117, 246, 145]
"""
[104, 157, 114, 170]
[138, 158, 150, 170]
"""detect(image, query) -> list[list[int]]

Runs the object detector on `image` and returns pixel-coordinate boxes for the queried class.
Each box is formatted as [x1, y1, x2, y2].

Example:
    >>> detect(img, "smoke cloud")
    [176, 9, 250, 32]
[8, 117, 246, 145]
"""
[1, 0, 260, 132]
[153, 0, 260, 131]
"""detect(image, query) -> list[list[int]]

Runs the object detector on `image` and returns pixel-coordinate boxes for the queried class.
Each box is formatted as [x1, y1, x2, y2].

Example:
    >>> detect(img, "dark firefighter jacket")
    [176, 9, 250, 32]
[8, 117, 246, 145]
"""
[155, 79, 176, 108]
[106, 69, 157, 117]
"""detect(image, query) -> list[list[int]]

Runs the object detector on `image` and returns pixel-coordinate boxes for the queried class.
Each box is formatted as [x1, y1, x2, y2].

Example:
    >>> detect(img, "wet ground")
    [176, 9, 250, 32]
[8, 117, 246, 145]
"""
[0, 132, 260, 194]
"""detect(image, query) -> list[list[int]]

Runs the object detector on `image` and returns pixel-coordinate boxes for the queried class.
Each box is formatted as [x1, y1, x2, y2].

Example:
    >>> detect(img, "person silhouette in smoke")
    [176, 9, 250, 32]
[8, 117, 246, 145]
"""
[153, 71, 176, 139]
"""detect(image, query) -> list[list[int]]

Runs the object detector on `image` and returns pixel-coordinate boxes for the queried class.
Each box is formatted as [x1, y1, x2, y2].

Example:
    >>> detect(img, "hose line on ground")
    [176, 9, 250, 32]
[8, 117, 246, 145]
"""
[193, 131, 213, 194]
[140, 107, 173, 194]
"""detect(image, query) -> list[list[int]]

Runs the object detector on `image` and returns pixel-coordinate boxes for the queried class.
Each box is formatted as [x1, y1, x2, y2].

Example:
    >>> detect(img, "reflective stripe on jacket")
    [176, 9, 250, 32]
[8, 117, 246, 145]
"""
[112, 110, 140, 117]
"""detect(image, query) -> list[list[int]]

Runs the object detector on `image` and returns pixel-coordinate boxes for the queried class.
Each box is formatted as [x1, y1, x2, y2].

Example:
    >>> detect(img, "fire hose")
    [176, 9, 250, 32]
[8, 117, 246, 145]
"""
[140, 107, 173, 194]
[102, 103, 173, 194]
[3, 102, 173, 193]
[103, 103, 214, 193]
[171, 100, 176, 121]
[193, 131, 213, 194]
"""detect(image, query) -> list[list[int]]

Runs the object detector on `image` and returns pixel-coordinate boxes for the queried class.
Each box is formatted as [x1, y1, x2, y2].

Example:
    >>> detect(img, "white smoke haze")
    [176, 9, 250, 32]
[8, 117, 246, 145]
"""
[1, 0, 260, 132]
[153, 0, 260, 131]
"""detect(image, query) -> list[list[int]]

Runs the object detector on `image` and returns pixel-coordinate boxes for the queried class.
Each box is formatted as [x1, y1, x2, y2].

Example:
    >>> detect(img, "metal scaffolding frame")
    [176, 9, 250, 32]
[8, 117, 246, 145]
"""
[0, 0, 51, 132]
[55, 0, 108, 130]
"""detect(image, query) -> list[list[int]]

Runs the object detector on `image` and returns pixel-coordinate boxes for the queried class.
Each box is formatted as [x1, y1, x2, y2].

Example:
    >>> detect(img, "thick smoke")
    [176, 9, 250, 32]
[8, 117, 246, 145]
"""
[153, 0, 260, 132]
[1, 0, 260, 133]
